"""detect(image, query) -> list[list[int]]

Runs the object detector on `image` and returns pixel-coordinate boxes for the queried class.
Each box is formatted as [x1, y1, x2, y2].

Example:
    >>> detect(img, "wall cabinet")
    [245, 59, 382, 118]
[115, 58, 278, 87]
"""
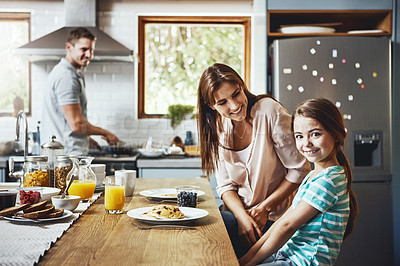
[268, 10, 392, 37]
[267, 0, 392, 10]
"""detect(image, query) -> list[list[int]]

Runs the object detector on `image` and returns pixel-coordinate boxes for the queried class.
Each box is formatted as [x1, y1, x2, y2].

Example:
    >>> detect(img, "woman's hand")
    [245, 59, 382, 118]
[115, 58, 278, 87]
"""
[237, 213, 263, 246]
[247, 205, 269, 230]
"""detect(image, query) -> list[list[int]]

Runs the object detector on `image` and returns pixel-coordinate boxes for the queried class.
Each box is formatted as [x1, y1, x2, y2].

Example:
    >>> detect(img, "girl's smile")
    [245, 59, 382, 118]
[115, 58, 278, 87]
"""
[293, 116, 339, 172]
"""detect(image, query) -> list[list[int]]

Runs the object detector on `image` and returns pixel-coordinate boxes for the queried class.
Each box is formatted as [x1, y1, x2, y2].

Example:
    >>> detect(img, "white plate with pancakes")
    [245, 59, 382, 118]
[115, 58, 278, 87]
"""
[139, 188, 205, 199]
[3, 209, 73, 223]
[127, 206, 208, 224]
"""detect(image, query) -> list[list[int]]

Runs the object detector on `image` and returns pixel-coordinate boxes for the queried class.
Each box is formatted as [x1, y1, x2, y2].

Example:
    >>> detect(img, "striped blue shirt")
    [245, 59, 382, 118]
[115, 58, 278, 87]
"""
[280, 166, 350, 266]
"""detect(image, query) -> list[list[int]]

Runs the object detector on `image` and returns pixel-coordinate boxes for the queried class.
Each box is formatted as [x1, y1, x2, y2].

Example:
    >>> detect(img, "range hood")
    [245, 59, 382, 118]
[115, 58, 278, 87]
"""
[15, 0, 133, 62]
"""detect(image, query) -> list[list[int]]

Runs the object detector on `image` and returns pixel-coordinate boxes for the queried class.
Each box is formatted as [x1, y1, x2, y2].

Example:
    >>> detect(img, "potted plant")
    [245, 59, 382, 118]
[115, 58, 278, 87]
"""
[167, 104, 195, 129]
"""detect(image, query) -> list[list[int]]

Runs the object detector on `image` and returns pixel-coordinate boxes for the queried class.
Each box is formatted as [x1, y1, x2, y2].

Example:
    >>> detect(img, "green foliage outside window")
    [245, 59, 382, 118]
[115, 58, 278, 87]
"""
[0, 20, 29, 116]
[144, 24, 244, 114]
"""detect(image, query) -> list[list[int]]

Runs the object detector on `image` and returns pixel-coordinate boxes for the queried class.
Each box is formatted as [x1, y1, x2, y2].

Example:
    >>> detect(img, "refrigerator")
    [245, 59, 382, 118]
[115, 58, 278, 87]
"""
[272, 36, 393, 266]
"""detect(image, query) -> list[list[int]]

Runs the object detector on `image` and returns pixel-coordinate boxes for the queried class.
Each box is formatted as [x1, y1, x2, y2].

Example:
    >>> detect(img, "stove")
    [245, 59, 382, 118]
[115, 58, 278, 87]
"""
[89, 150, 140, 177]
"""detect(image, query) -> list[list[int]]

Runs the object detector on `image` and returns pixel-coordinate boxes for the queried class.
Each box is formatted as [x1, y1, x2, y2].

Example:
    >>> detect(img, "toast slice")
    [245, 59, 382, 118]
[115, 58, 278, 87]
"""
[23, 200, 48, 213]
[0, 203, 30, 217]
[44, 208, 64, 219]
[19, 205, 55, 219]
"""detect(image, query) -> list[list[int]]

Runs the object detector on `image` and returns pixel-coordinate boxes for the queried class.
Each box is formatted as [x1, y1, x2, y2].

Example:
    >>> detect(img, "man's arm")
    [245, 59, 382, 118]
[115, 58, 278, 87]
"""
[61, 103, 119, 145]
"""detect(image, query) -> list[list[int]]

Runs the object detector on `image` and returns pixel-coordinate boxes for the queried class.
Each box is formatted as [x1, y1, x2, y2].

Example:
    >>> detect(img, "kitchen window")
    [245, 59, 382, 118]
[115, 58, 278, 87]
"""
[138, 16, 251, 118]
[0, 12, 30, 117]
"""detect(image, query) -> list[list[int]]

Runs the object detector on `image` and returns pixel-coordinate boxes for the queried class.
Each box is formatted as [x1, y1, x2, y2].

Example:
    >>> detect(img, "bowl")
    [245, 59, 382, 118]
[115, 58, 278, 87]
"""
[138, 148, 164, 158]
[22, 187, 61, 202]
[41, 187, 61, 201]
[51, 195, 81, 211]
[0, 189, 18, 211]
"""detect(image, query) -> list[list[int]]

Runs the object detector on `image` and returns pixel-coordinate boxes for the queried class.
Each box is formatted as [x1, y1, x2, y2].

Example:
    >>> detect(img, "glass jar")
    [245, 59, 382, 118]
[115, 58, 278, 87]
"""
[176, 185, 199, 207]
[41, 136, 64, 187]
[23, 155, 49, 187]
[66, 156, 97, 201]
[54, 155, 73, 193]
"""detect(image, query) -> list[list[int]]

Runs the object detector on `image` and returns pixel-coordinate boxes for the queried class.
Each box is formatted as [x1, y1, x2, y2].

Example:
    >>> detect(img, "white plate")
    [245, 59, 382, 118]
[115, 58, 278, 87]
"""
[138, 148, 164, 158]
[3, 209, 73, 223]
[127, 207, 208, 224]
[279, 26, 335, 34]
[347, 29, 384, 34]
[140, 188, 205, 199]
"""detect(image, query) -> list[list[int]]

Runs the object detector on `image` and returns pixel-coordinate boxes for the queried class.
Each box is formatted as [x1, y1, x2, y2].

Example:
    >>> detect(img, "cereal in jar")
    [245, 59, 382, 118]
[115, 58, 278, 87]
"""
[23, 156, 49, 187]
[55, 155, 73, 193]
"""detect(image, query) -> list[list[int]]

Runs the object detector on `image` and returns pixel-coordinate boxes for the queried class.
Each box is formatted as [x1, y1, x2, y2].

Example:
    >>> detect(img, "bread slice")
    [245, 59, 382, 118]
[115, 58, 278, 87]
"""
[44, 208, 64, 219]
[19, 205, 55, 219]
[23, 200, 48, 213]
[0, 203, 30, 217]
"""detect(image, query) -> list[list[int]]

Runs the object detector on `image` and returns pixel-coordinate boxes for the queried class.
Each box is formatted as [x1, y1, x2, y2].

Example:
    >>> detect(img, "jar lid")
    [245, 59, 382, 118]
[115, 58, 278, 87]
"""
[56, 155, 71, 162]
[25, 155, 48, 162]
[41, 135, 64, 149]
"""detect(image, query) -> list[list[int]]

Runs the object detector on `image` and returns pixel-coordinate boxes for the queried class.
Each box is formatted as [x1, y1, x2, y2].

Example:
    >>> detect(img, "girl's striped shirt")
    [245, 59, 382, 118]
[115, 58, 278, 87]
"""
[281, 166, 350, 266]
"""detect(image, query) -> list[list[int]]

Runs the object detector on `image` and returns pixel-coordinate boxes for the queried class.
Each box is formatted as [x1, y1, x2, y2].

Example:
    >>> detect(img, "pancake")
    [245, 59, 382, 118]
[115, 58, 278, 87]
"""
[142, 205, 184, 220]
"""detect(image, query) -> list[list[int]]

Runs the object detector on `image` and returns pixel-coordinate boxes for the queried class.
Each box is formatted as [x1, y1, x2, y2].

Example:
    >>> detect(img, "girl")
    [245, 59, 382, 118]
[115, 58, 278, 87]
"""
[197, 63, 310, 258]
[239, 98, 358, 266]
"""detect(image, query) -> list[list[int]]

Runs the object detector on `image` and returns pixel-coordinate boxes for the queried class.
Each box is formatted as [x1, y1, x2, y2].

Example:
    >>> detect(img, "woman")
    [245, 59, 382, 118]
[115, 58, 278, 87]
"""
[197, 63, 310, 258]
[239, 98, 358, 266]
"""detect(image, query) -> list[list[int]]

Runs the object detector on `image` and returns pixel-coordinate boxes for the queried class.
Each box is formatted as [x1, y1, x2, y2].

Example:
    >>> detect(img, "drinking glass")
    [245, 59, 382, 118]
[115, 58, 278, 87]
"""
[105, 176, 125, 214]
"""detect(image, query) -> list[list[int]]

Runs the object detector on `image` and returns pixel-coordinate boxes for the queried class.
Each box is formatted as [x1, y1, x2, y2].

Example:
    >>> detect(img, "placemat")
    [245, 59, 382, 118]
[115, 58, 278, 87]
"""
[0, 193, 102, 266]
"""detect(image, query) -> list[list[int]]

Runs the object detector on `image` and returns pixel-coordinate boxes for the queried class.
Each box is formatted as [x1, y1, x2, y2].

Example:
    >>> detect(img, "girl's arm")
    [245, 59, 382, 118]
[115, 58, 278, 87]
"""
[240, 200, 319, 266]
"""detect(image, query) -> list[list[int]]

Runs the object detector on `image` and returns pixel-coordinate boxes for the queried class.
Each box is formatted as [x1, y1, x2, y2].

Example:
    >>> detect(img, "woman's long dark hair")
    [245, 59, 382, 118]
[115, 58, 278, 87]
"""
[292, 98, 358, 239]
[197, 63, 272, 177]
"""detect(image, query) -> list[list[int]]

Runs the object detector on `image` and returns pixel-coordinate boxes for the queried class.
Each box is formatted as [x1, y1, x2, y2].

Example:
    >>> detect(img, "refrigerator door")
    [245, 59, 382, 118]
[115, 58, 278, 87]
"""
[272, 36, 391, 179]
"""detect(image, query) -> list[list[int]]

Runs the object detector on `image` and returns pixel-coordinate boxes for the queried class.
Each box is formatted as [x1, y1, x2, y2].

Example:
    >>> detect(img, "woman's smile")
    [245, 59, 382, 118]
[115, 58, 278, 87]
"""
[212, 82, 248, 121]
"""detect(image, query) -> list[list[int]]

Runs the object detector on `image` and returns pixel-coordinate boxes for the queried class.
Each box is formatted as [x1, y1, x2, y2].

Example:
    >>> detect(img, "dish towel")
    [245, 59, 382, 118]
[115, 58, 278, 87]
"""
[0, 193, 102, 266]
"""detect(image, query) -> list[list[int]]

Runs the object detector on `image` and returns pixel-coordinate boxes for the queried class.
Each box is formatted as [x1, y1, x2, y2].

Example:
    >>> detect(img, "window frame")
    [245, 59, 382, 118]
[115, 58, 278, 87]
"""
[138, 16, 251, 119]
[0, 12, 31, 117]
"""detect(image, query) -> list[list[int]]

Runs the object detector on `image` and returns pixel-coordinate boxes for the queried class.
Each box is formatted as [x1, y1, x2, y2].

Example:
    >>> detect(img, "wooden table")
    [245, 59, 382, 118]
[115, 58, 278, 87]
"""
[39, 178, 238, 265]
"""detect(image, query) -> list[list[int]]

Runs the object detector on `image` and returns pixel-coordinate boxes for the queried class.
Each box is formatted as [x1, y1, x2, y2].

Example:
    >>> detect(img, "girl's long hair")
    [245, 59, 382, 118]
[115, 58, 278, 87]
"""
[197, 63, 272, 177]
[292, 98, 358, 239]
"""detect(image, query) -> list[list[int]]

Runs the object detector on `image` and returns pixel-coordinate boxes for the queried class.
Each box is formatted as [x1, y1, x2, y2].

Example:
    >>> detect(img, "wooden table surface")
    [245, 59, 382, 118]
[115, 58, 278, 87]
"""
[39, 178, 238, 266]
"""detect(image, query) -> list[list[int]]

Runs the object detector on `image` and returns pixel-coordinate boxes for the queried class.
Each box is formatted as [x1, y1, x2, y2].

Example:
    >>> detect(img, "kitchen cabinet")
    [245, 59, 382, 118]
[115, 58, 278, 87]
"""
[137, 157, 222, 206]
[268, 10, 392, 37]
[137, 157, 203, 178]
[267, 0, 392, 10]
[139, 168, 204, 179]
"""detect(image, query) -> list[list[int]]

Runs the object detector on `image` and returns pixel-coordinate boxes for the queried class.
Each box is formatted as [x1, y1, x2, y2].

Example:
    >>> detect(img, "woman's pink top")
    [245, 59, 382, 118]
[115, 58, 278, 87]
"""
[215, 97, 310, 220]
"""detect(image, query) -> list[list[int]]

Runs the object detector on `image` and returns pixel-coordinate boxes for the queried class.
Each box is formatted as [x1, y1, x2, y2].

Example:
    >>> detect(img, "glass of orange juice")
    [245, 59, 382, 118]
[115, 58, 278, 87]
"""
[105, 176, 125, 214]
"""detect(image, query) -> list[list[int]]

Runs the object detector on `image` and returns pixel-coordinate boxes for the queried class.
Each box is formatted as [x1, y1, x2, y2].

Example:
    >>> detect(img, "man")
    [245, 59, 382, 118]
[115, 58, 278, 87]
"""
[41, 27, 119, 155]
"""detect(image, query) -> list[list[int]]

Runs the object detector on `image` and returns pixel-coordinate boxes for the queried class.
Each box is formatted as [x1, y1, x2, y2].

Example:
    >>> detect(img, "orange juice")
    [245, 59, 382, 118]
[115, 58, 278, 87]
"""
[105, 185, 125, 211]
[68, 180, 96, 200]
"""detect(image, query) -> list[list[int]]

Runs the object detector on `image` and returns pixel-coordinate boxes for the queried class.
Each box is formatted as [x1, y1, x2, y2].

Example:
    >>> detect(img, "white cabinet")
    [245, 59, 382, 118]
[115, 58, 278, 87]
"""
[139, 168, 204, 178]
[137, 157, 204, 178]
[137, 157, 222, 206]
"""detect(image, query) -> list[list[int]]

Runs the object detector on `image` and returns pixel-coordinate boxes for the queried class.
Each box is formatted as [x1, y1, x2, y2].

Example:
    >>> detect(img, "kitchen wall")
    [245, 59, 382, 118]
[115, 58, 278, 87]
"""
[0, 0, 265, 148]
